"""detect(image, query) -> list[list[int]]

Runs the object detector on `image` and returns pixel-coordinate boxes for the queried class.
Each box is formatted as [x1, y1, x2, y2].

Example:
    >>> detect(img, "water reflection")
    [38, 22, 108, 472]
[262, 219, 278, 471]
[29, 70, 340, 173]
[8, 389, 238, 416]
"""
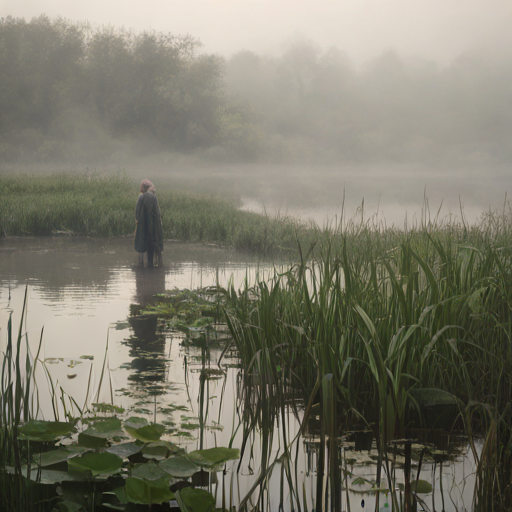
[0, 237, 481, 511]
[133, 266, 166, 305]
[125, 315, 167, 395]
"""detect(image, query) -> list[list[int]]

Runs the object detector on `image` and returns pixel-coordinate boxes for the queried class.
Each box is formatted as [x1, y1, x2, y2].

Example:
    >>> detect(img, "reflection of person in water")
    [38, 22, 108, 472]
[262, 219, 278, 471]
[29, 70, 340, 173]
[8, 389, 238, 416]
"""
[127, 314, 167, 392]
[134, 179, 164, 268]
[133, 264, 166, 306]
[126, 251, 168, 396]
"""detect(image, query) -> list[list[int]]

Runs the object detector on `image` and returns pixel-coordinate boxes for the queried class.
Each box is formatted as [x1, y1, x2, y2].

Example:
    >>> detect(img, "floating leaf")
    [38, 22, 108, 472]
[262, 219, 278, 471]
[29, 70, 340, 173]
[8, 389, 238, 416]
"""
[131, 462, 169, 481]
[113, 486, 128, 504]
[107, 441, 143, 459]
[188, 447, 240, 470]
[32, 449, 86, 467]
[5, 466, 82, 485]
[176, 487, 215, 512]
[124, 418, 165, 443]
[68, 452, 123, 477]
[430, 449, 451, 463]
[142, 444, 169, 460]
[125, 476, 174, 504]
[124, 417, 149, 429]
[18, 420, 76, 442]
[91, 417, 123, 433]
[173, 431, 194, 439]
[411, 388, 457, 407]
[79, 418, 125, 444]
[159, 456, 199, 478]
[78, 432, 108, 449]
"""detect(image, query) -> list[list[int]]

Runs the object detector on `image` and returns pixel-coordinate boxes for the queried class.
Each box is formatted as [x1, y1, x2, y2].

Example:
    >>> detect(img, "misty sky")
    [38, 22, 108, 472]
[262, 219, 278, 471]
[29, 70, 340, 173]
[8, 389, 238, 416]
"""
[2, 0, 511, 64]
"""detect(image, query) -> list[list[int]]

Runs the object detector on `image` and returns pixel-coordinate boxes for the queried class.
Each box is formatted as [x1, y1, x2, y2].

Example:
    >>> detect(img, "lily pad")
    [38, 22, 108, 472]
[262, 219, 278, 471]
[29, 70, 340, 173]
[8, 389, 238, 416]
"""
[142, 443, 169, 460]
[5, 466, 83, 485]
[411, 388, 458, 407]
[124, 417, 165, 443]
[91, 417, 123, 433]
[106, 441, 143, 459]
[125, 476, 174, 505]
[176, 487, 215, 512]
[131, 462, 169, 481]
[78, 432, 108, 449]
[159, 456, 199, 478]
[32, 448, 86, 467]
[188, 447, 240, 470]
[68, 452, 123, 477]
[79, 418, 125, 444]
[18, 420, 76, 442]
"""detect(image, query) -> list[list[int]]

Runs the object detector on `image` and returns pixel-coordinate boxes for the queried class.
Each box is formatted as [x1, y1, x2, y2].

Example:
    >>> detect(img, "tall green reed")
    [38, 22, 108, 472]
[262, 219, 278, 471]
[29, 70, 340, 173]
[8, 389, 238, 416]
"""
[0, 288, 50, 512]
[224, 219, 512, 510]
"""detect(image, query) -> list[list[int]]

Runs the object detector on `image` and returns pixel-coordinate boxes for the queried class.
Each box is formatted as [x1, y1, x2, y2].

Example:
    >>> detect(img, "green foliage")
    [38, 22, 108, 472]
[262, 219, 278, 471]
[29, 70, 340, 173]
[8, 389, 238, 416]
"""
[188, 447, 240, 471]
[67, 452, 124, 477]
[0, 16, 234, 161]
[123, 416, 166, 442]
[18, 420, 76, 442]
[125, 475, 175, 504]
[176, 486, 216, 512]
[223, 227, 512, 510]
[0, 299, 233, 511]
[0, 172, 313, 256]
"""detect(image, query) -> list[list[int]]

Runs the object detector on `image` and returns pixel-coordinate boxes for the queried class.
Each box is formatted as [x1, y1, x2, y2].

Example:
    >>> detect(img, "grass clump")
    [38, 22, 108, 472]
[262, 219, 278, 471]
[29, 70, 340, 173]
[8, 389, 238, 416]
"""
[222, 222, 512, 511]
[0, 171, 315, 256]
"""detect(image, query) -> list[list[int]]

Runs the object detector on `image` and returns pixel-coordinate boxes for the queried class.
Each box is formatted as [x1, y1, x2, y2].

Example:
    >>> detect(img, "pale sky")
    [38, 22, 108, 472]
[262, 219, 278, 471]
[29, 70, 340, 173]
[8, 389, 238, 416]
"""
[2, 0, 511, 64]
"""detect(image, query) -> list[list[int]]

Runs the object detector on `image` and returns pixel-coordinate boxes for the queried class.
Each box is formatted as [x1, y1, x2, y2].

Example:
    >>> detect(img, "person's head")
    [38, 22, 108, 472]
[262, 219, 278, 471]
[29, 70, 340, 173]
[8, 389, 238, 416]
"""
[140, 179, 156, 194]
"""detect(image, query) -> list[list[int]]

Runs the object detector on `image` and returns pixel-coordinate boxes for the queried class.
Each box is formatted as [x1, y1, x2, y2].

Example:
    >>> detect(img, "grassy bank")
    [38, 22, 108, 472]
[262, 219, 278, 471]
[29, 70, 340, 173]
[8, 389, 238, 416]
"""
[0, 172, 315, 256]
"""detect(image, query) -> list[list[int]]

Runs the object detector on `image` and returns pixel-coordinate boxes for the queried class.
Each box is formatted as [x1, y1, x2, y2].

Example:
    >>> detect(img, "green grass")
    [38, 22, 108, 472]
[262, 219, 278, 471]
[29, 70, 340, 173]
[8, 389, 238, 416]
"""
[0, 171, 316, 256]
[223, 222, 512, 510]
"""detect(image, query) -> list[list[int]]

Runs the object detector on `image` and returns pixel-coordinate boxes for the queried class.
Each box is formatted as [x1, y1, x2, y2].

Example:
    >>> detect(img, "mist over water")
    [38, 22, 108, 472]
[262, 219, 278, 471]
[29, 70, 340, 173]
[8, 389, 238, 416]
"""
[0, 13, 510, 228]
[118, 160, 509, 228]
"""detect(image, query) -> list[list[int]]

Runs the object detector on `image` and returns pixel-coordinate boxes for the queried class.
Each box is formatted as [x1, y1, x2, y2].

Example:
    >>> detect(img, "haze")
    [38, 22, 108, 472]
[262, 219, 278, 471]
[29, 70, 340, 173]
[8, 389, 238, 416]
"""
[1, 1, 511, 226]
[3, 0, 511, 64]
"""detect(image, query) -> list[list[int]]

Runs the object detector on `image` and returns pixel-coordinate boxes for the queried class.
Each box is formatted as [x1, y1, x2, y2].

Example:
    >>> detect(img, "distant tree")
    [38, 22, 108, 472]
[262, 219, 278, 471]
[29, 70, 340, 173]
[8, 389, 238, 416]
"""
[0, 16, 233, 161]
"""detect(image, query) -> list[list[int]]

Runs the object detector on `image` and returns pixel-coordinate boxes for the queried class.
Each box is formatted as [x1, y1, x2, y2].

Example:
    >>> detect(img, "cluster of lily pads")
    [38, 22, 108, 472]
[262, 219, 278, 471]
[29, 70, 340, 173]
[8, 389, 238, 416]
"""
[130, 287, 232, 351]
[11, 415, 239, 511]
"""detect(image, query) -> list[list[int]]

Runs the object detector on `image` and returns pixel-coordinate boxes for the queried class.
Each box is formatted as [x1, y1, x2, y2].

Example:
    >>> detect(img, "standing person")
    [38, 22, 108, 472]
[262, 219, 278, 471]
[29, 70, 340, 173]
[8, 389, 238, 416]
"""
[134, 179, 164, 267]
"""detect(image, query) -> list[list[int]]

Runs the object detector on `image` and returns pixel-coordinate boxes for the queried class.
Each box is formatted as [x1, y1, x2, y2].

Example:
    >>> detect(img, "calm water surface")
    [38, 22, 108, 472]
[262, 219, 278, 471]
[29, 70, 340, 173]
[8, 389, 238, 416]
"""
[0, 237, 478, 511]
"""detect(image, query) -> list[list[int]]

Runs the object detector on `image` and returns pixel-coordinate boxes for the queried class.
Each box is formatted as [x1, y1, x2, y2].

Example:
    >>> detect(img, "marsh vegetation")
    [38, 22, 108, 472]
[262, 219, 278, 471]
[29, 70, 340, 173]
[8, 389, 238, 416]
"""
[2, 191, 512, 510]
[2, 9, 512, 512]
[0, 172, 313, 256]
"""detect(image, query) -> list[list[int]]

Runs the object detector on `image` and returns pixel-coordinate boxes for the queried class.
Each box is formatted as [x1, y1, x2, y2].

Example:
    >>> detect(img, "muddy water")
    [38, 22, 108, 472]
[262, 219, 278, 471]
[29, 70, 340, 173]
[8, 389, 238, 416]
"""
[0, 237, 478, 511]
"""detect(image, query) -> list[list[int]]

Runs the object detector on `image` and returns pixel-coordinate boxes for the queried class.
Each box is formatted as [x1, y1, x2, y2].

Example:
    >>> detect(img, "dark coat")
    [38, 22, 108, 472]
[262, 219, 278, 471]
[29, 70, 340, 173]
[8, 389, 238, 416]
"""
[134, 192, 164, 254]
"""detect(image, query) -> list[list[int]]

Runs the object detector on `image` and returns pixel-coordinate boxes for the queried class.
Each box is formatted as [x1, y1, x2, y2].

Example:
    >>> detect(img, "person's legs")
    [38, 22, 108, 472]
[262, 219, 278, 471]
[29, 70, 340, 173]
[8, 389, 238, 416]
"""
[147, 246, 154, 268]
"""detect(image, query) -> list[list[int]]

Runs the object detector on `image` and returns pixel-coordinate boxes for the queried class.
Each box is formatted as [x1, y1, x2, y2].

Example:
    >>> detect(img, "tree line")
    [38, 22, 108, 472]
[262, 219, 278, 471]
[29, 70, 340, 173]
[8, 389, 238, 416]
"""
[0, 16, 230, 162]
[1, 16, 511, 165]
